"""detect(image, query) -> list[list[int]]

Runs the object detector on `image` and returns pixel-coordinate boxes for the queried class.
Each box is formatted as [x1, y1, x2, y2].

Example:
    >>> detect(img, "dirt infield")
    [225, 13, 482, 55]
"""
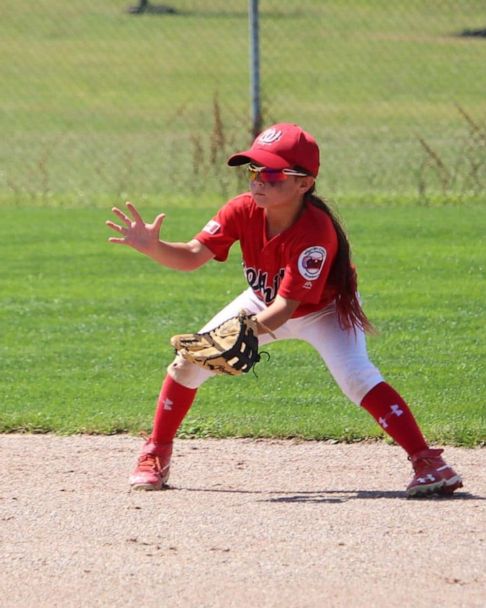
[0, 435, 484, 608]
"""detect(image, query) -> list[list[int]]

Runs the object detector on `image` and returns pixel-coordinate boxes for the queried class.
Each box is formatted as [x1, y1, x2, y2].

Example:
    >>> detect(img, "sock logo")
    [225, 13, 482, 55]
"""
[163, 398, 173, 411]
[378, 404, 404, 428]
[391, 404, 404, 416]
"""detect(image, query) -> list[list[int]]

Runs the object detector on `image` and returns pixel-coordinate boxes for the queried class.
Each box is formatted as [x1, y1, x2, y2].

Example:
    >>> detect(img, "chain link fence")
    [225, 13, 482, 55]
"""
[1, 0, 485, 205]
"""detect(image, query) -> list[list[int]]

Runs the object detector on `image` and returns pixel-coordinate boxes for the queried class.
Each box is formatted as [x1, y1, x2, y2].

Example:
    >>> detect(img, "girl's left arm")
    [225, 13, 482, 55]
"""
[255, 295, 300, 334]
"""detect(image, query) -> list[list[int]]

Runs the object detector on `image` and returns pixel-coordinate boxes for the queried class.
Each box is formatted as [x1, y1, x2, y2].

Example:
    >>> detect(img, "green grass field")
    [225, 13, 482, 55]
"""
[1, 2, 484, 445]
[1, 204, 485, 445]
[1, 1, 485, 202]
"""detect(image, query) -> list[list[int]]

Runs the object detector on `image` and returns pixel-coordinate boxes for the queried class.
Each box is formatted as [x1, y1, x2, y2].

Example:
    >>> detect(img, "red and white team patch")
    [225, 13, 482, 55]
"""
[297, 246, 326, 281]
[202, 220, 221, 235]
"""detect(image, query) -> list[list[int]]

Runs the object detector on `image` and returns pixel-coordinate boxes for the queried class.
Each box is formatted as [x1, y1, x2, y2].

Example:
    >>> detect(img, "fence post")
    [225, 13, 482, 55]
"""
[249, 0, 262, 138]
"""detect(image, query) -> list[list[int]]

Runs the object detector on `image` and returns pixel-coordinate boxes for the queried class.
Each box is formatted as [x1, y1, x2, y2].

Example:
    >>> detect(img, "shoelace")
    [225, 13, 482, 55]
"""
[413, 456, 446, 473]
[137, 453, 162, 473]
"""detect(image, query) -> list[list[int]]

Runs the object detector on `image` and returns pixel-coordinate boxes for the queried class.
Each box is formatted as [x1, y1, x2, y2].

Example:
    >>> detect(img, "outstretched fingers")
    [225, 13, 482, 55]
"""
[106, 201, 163, 250]
[153, 213, 166, 232]
[105, 220, 126, 234]
[125, 201, 144, 224]
[108, 236, 129, 245]
[111, 206, 131, 226]
[106, 209, 129, 244]
[107, 202, 139, 246]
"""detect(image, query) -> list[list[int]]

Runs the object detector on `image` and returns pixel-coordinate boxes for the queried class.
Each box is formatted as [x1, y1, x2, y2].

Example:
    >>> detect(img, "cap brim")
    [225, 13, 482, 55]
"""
[227, 149, 292, 170]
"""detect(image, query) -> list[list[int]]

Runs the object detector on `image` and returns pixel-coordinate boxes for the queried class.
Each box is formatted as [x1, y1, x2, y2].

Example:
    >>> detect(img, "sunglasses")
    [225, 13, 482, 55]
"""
[247, 163, 309, 183]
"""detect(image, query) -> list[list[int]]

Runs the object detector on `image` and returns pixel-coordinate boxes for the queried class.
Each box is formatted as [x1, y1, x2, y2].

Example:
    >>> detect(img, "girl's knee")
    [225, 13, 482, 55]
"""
[167, 356, 213, 389]
[333, 366, 384, 405]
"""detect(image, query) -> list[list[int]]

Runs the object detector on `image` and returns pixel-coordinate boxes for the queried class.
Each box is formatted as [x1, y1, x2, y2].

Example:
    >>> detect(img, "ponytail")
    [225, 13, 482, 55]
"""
[305, 188, 374, 333]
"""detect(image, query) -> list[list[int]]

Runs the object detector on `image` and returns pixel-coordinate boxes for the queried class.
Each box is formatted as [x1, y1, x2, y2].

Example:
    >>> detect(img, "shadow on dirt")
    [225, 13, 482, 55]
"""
[264, 490, 480, 504]
[172, 487, 481, 503]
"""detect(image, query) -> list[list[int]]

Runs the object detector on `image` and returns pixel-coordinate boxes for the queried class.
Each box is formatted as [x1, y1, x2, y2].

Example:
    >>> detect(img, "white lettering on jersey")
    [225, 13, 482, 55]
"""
[244, 266, 285, 304]
[297, 246, 326, 281]
[257, 128, 283, 145]
[202, 220, 221, 235]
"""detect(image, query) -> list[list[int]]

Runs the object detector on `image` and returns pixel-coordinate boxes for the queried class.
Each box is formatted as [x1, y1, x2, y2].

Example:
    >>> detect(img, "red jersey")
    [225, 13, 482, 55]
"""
[194, 193, 338, 318]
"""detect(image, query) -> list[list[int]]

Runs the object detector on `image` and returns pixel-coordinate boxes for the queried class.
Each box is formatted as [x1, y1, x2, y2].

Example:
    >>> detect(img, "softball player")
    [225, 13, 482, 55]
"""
[107, 123, 463, 497]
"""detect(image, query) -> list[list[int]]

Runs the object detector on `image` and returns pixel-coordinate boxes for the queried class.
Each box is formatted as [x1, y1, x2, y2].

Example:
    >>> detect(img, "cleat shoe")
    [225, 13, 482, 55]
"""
[406, 448, 463, 498]
[129, 437, 173, 491]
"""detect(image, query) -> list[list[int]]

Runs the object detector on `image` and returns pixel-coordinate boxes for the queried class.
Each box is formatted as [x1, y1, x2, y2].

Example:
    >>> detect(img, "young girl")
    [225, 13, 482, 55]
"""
[107, 123, 462, 497]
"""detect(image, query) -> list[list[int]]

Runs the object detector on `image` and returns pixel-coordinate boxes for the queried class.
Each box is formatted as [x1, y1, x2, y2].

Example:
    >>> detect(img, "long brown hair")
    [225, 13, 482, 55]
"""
[305, 187, 374, 333]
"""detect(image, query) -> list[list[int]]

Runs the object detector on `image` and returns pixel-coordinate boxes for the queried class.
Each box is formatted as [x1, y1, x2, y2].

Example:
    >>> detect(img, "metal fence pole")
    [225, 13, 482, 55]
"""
[249, 0, 262, 138]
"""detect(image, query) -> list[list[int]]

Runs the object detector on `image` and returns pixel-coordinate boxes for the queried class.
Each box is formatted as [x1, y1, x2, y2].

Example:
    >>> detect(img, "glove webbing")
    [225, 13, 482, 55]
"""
[214, 324, 259, 373]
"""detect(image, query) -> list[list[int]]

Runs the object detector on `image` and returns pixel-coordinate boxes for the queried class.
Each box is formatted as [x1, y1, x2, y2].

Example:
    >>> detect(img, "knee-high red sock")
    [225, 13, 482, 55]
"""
[151, 375, 197, 444]
[360, 382, 428, 456]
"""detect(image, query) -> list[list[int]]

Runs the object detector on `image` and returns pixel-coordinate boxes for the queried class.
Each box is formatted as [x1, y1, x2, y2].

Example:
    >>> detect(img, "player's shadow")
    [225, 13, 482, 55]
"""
[174, 486, 480, 503]
[262, 490, 479, 504]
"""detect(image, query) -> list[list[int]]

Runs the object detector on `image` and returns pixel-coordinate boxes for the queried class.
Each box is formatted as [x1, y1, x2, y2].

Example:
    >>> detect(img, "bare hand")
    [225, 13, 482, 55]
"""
[106, 202, 166, 256]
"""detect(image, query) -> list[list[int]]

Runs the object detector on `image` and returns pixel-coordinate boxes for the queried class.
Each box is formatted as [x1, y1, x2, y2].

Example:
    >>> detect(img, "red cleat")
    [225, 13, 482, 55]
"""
[129, 438, 173, 491]
[406, 448, 463, 497]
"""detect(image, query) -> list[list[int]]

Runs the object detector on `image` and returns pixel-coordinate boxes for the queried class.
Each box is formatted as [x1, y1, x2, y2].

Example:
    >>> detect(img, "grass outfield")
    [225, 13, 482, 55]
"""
[1, 203, 484, 445]
[1, 1, 485, 201]
[2, 3, 484, 447]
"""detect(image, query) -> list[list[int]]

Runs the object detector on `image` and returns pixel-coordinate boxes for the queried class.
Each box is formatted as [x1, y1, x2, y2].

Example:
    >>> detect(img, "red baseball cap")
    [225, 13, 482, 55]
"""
[227, 123, 320, 177]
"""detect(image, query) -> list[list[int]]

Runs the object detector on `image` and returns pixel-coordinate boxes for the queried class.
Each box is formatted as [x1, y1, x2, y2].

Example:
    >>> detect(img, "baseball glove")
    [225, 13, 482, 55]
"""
[170, 310, 261, 376]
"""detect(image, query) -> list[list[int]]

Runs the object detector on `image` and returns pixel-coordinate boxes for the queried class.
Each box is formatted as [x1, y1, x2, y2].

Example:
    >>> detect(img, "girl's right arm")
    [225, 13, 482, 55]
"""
[106, 201, 214, 271]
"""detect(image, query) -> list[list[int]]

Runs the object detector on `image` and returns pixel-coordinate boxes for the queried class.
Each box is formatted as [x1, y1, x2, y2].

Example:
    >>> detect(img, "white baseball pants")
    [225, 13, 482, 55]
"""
[168, 287, 383, 405]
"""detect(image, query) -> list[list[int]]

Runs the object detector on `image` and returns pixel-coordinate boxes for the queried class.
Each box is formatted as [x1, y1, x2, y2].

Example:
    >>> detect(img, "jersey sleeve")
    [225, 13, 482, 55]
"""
[278, 219, 338, 305]
[193, 196, 244, 262]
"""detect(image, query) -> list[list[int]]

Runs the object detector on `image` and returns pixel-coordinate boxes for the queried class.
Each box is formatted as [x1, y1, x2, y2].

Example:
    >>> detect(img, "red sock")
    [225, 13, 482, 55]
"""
[360, 382, 428, 456]
[151, 375, 197, 444]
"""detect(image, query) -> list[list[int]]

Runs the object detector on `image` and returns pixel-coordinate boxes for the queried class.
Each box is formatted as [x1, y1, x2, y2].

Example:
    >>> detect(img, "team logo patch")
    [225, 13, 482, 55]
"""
[202, 220, 221, 235]
[297, 246, 326, 281]
[257, 128, 283, 145]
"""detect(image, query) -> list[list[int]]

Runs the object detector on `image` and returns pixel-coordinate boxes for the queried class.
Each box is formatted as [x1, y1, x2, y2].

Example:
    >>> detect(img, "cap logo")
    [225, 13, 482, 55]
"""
[257, 128, 283, 145]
